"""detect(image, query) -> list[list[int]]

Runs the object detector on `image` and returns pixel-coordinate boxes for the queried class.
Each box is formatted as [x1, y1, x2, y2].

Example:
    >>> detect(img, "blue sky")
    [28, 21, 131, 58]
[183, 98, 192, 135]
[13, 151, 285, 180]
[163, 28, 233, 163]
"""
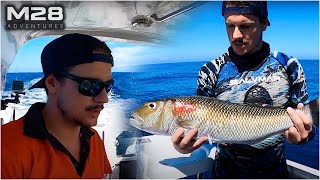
[8, 1, 319, 72]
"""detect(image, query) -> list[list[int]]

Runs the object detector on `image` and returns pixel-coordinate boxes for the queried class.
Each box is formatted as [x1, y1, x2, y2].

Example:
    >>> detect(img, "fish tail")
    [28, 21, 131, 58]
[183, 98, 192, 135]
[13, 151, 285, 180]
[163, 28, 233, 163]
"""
[305, 98, 319, 126]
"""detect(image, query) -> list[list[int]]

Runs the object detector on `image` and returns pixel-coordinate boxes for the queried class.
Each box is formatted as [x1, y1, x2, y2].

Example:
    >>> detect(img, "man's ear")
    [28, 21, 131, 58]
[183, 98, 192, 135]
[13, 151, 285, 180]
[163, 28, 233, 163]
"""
[45, 74, 57, 94]
[261, 19, 268, 31]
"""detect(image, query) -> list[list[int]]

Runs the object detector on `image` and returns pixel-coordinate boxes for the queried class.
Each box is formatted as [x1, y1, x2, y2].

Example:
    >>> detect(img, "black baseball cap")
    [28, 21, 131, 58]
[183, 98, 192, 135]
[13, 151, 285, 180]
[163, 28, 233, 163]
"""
[222, 1, 270, 26]
[29, 33, 114, 89]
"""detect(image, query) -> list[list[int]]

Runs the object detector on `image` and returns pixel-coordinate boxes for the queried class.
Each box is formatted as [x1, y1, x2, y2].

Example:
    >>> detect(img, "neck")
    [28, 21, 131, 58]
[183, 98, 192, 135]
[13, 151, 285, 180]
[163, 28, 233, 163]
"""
[228, 41, 270, 73]
[42, 102, 81, 143]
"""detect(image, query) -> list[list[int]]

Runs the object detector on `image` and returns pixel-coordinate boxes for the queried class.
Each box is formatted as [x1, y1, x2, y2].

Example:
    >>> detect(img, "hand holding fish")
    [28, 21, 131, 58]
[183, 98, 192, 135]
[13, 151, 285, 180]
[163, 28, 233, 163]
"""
[171, 128, 208, 154]
[130, 97, 319, 146]
[285, 103, 313, 144]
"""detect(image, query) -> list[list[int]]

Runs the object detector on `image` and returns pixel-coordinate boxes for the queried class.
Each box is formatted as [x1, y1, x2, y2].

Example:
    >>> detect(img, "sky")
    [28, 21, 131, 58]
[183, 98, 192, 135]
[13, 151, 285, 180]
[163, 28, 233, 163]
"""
[6, 1, 320, 73]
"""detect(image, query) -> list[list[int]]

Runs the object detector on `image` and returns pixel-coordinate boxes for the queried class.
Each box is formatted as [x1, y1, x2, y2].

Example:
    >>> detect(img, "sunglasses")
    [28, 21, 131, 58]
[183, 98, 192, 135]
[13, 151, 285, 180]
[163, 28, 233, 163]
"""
[57, 71, 114, 97]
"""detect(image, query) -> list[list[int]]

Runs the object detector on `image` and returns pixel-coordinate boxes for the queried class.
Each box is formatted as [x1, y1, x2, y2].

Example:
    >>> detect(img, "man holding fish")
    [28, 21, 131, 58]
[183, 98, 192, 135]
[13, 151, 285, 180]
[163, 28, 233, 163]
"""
[172, 1, 317, 178]
[130, 1, 318, 179]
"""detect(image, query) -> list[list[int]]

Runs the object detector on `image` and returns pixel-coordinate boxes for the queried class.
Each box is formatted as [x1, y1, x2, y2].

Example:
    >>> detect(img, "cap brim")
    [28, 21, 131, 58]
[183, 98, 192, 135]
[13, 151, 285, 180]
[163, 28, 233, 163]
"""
[29, 77, 46, 90]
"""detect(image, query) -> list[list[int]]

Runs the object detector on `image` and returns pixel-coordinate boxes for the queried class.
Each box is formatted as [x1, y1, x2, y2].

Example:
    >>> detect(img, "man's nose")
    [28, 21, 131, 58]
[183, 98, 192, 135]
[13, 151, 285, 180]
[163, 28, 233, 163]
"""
[94, 88, 109, 104]
[233, 26, 243, 40]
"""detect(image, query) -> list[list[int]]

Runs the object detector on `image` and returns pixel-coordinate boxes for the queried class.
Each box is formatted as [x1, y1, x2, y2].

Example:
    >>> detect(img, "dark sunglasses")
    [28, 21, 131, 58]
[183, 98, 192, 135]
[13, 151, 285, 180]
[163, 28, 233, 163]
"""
[57, 71, 114, 97]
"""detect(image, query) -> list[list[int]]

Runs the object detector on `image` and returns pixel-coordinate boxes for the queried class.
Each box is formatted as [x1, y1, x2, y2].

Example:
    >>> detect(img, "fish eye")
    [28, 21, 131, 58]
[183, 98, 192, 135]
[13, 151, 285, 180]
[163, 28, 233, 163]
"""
[148, 102, 157, 109]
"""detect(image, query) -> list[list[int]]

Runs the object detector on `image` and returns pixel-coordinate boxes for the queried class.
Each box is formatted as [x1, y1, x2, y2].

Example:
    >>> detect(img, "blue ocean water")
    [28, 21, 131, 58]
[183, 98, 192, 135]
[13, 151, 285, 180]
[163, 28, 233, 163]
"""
[3, 60, 319, 170]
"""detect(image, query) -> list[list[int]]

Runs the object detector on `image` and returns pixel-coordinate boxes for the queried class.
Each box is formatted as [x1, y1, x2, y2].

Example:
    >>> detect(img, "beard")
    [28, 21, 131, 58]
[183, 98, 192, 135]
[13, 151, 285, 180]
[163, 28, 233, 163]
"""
[56, 95, 101, 127]
[57, 95, 85, 127]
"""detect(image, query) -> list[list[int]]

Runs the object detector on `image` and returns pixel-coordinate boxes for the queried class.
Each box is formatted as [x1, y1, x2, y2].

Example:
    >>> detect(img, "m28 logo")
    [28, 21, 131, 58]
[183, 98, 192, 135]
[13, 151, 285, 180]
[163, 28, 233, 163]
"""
[5, 5, 65, 30]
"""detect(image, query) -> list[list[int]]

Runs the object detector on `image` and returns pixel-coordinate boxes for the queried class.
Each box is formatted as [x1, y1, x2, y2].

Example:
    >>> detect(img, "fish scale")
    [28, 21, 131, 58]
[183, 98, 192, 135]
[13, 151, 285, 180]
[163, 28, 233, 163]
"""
[174, 97, 294, 143]
[130, 96, 319, 144]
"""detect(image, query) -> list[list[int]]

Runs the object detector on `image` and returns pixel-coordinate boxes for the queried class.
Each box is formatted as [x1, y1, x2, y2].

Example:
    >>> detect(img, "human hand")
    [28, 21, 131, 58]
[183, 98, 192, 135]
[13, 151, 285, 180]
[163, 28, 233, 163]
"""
[285, 103, 313, 144]
[171, 128, 208, 154]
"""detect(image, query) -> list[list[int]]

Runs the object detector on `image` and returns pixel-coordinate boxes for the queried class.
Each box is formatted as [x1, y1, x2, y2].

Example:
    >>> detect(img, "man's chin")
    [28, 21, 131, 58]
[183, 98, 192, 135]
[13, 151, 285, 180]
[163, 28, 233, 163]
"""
[232, 47, 248, 56]
[81, 117, 98, 127]
[234, 50, 246, 56]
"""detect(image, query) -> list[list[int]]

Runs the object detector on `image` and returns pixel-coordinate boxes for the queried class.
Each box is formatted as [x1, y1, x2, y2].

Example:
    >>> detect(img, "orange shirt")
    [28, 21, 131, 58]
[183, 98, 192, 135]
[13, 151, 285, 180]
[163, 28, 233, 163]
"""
[1, 103, 112, 178]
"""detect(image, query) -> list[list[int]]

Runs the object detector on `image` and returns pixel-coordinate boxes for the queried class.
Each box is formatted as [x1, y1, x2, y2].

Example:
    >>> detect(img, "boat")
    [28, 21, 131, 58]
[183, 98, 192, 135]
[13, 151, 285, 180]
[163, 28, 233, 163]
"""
[1, 1, 319, 179]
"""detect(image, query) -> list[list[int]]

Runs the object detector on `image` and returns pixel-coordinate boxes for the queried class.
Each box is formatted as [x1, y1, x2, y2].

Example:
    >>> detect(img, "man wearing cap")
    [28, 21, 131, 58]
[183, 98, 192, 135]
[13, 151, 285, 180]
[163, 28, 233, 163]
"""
[171, 1, 316, 178]
[2, 33, 114, 178]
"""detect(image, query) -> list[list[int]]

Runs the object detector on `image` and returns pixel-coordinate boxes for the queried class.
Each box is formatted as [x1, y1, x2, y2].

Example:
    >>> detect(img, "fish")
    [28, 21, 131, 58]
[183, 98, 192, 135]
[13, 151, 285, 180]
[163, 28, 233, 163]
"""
[130, 96, 319, 145]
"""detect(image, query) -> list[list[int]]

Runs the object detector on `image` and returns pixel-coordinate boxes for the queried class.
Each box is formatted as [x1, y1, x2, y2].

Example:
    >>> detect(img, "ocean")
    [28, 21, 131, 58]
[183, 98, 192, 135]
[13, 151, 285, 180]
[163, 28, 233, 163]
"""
[2, 60, 319, 170]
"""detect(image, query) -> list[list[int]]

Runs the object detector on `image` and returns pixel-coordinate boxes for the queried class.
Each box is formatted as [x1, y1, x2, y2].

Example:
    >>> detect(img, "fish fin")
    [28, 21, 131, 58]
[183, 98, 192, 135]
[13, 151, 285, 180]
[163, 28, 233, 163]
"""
[207, 134, 213, 145]
[206, 134, 218, 145]
[305, 98, 319, 127]
[176, 116, 199, 129]
[219, 142, 227, 146]
[177, 119, 198, 129]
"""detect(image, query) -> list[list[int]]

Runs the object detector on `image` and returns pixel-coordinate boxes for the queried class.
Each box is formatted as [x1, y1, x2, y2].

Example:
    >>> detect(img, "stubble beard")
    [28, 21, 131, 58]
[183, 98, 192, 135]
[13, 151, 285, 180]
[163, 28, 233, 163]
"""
[57, 96, 84, 127]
